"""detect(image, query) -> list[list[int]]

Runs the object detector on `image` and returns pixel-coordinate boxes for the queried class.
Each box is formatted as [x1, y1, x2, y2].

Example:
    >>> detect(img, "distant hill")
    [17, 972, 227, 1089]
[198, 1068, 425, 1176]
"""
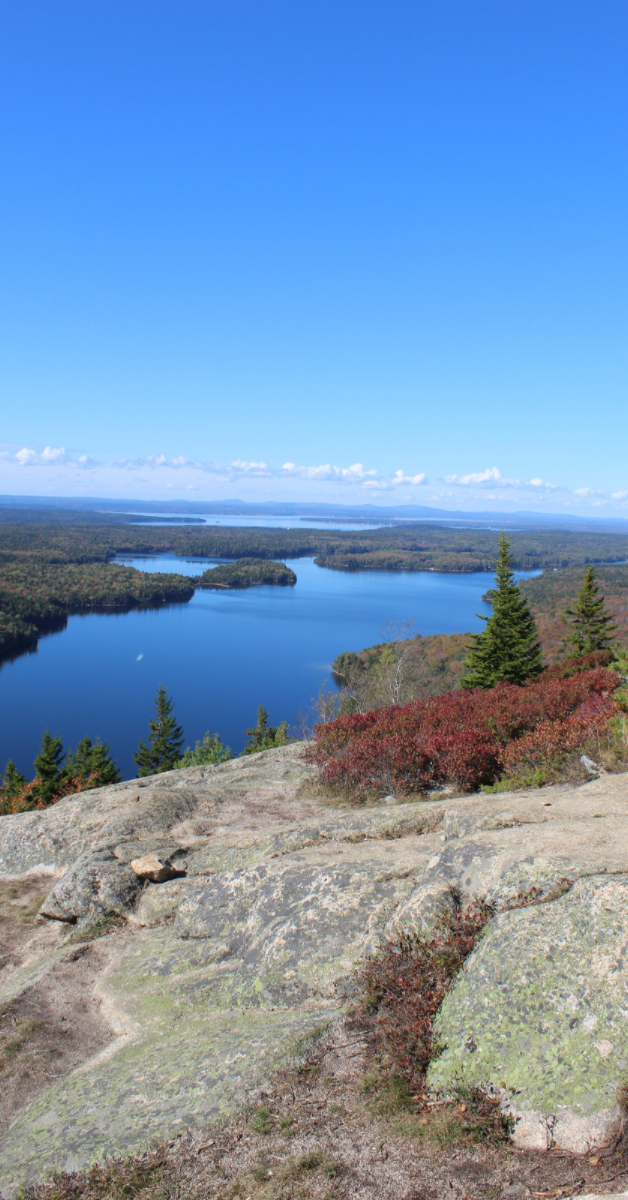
[2, 494, 628, 532]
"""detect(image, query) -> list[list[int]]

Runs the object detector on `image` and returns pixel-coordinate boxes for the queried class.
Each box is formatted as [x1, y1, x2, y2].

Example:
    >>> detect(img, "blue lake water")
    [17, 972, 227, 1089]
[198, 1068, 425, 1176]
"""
[0, 555, 539, 780]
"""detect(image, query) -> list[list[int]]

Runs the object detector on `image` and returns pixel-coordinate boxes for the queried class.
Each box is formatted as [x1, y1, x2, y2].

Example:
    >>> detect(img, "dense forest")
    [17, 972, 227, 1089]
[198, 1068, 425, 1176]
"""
[197, 558, 296, 588]
[2, 513, 628, 571]
[2, 511, 628, 662]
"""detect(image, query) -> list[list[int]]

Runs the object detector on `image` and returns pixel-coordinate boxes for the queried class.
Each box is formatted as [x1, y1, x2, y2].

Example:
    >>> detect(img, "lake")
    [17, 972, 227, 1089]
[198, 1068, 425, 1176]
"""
[0, 555, 538, 781]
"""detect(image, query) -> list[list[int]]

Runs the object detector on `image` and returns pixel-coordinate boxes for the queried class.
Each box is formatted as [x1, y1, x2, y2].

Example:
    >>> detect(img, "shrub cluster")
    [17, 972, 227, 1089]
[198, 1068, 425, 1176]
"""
[0, 772, 101, 816]
[308, 663, 622, 797]
[360, 902, 492, 1091]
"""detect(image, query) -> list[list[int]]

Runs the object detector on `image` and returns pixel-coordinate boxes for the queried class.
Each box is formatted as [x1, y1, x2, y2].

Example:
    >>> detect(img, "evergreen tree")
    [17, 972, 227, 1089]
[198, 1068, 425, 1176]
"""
[561, 566, 618, 657]
[241, 705, 289, 756]
[461, 533, 543, 688]
[134, 685, 185, 776]
[62, 737, 122, 789]
[179, 731, 231, 767]
[33, 731, 66, 805]
[1, 760, 27, 799]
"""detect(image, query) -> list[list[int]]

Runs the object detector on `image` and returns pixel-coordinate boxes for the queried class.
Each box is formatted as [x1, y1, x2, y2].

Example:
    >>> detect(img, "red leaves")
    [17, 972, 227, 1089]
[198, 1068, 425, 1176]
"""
[502, 695, 617, 772]
[308, 666, 620, 797]
[0, 771, 99, 815]
[361, 902, 492, 1086]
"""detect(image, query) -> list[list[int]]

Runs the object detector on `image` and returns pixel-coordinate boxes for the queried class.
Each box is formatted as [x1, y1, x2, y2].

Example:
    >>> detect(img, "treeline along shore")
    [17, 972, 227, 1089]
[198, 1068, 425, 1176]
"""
[2, 512, 628, 569]
[2, 509, 628, 661]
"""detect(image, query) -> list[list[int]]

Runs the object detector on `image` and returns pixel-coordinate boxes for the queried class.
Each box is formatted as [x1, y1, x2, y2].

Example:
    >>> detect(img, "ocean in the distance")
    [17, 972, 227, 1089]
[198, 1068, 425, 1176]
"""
[0, 555, 539, 781]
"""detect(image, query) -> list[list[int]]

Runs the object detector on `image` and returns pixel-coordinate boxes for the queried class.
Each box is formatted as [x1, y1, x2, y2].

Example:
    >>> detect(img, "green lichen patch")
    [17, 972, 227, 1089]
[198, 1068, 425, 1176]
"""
[0, 1002, 340, 1193]
[428, 874, 628, 1117]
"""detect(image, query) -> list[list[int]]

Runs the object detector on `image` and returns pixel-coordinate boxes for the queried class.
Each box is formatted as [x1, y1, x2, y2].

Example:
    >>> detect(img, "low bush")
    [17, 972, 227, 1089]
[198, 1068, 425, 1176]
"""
[360, 901, 492, 1092]
[308, 660, 623, 798]
[0, 772, 100, 816]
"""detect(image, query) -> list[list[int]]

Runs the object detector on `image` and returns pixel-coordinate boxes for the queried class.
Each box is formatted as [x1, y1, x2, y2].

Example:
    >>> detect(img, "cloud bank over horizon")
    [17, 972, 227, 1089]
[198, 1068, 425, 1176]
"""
[0, 443, 626, 516]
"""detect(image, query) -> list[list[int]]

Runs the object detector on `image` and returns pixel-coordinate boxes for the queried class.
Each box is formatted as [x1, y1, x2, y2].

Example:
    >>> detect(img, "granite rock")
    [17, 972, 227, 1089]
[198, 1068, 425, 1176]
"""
[2, 747, 628, 1191]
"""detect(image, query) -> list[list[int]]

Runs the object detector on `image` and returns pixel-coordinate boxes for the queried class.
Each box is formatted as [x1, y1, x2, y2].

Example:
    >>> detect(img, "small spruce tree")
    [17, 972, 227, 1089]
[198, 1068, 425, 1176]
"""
[561, 566, 618, 658]
[62, 737, 122, 789]
[1, 760, 27, 799]
[179, 731, 231, 767]
[134, 685, 185, 777]
[241, 705, 289, 756]
[33, 731, 66, 805]
[461, 532, 543, 688]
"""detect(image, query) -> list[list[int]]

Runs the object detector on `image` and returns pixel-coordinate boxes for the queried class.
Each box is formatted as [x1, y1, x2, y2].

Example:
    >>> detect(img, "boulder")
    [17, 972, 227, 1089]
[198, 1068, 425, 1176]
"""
[130, 854, 178, 883]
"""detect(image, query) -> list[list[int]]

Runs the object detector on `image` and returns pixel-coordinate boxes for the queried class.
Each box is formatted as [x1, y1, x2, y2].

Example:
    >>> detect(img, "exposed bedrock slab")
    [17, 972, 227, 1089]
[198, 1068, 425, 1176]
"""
[2, 750, 628, 1190]
[1, 924, 341, 1185]
[428, 874, 628, 1153]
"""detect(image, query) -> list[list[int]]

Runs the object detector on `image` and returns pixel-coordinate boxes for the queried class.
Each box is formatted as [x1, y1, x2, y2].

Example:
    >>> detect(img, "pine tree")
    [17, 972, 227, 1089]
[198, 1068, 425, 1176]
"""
[134, 685, 185, 777]
[561, 566, 618, 657]
[33, 731, 66, 805]
[461, 533, 543, 688]
[241, 705, 289, 755]
[62, 737, 122, 789]
[179, 731, 231, 767]
[1, 760, 27, 799]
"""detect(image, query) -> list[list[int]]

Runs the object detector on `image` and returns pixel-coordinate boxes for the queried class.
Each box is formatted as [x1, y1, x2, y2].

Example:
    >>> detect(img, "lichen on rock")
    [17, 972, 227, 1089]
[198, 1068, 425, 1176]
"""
[2, 747, 628, 1190]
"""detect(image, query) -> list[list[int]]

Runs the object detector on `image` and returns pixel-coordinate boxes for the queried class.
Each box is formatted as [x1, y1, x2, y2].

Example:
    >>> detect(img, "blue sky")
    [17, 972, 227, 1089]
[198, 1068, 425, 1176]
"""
[1, 1, 627, 513]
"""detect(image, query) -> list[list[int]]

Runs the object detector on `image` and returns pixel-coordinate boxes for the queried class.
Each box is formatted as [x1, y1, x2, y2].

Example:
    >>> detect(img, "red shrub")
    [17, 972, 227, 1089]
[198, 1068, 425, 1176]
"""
[360, 901, 492, 1087]
[308, 667, 620, 797]
[502, 695, 617, 772]
[539, 649, 614, 681]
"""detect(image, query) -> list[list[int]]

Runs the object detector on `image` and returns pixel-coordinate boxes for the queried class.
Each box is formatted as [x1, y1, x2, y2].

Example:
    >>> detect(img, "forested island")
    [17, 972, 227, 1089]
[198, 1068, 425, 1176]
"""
[197, 558, 296, 589]
[0, 563, 194, 660]
[2, 508, 628, 662]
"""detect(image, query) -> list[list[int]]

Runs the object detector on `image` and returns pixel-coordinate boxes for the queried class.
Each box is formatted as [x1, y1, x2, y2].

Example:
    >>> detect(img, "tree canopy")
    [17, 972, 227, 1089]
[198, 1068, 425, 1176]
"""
[462, 533, 543, 688]
[561, 566, 618, 657]
[179, 731, 231, 766]
[134, 685, 185, 776]
[241, 705, 289, 755]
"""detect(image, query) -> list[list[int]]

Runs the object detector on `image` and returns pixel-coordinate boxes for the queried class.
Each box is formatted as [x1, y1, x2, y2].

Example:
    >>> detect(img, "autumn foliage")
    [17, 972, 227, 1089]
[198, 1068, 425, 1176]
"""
[360, 902, 493, 1090]
[308, 663, 622, 797]
[0, 772, 100, 816]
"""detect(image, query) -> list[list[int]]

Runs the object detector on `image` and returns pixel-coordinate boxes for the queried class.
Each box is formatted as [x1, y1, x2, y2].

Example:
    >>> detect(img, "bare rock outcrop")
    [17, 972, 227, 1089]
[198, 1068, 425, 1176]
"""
[1, 746, 628, 1192]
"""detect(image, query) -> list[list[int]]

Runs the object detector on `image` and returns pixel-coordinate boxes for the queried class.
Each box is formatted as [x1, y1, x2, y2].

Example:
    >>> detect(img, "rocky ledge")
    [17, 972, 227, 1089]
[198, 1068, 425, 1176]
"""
[1, 745, 628, 1192]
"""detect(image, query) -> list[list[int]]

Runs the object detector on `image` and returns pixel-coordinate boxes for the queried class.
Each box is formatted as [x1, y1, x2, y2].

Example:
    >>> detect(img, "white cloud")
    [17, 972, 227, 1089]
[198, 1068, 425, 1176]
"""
[231, 459, 270, 475]
[390, 469, 427, 486]
[445, 466, 503, 486]
[573, 487, 602, 497]
[15, 447, 38, 465]
[611, 490, 628, 500]
[281, 461, 378, 482]
[14, 445, 72, 467]
[444, 466, 559, 493]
